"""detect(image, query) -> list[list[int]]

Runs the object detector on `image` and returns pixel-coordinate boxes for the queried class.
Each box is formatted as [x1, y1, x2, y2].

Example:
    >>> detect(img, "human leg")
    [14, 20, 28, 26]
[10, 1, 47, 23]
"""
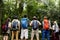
[42, 29, 45, 40]
[11, 31, 14, 40]
[31, 29, 34, 40]
[36, 29, 39, 40]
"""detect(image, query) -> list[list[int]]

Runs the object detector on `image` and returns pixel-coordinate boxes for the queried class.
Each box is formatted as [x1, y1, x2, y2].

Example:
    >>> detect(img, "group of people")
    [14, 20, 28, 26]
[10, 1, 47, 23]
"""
[2, 15, 60, 40]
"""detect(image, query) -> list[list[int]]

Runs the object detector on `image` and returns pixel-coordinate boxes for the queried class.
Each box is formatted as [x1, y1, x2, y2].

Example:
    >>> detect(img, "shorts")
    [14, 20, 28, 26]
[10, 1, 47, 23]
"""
[31, 29, 39, 39]
[2, 32, 8, 36]
[2, 29, 10, 36]
[20, 29, 28, 39]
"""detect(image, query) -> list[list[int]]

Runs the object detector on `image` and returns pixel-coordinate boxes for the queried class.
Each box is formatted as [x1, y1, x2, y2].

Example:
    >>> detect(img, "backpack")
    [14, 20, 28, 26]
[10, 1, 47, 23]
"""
[32, 20, 39, 30]
[12, 21, 18, 31]
[2, 24, 8, 32]
[21, 18, 28, 29]
[43, 19, 49, 30]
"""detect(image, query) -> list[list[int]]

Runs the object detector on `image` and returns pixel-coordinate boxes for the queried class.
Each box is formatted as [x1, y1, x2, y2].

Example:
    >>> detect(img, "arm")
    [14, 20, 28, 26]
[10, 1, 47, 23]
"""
[52, 25, 55, 30]
[49, 20, 52, 29]
[8, 22, 12, 29]
[30, 21, 33, 26]
[37, 21, 41, 25]
[42, 21, 44, 29]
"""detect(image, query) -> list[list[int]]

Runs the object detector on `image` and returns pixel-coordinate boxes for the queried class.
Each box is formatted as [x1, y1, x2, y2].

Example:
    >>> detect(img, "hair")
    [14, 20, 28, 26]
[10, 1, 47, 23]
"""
[13, 15, 18, 19]
[5, 18, 10, 25]
[24, 15, 27, 18]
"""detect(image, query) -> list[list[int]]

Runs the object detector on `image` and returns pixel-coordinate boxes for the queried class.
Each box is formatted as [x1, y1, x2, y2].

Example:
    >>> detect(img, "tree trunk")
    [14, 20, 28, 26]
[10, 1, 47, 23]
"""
[0, 0, 3, 35]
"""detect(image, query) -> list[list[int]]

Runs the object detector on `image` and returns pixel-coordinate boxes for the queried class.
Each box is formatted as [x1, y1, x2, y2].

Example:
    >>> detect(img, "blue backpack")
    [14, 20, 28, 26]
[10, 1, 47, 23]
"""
[12, 21, 18, 30]
[21, 18, 28, 29]
[32, 20, 39, 30]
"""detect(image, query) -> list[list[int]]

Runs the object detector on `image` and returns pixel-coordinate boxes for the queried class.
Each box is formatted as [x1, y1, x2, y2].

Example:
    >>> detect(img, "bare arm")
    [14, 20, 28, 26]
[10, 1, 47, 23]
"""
[37, 21, 41, 25]
[30, 21, 33, 26]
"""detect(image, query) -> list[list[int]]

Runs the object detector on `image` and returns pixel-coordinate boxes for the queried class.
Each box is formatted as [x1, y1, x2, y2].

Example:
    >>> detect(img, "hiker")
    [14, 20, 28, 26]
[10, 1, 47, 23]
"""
[52, 20, 59, 40]
[58, 15, 60, 40]
[2, 18, 11, 40]
[59, 28, 60, 40]
[30, 16, 41, 40]
[11, 15, 20, 40]
[20, 15, 29, 40]
[42, 16, 51, 40]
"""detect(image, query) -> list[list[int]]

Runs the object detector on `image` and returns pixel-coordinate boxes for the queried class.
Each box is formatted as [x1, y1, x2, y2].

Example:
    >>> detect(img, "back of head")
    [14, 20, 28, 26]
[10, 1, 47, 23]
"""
[5, 18, 10, 25]
[44, 16, 48, 19]
[13, 15, 18, 19]
[23, 15, 27, 18]
[33, 16, 37, 20]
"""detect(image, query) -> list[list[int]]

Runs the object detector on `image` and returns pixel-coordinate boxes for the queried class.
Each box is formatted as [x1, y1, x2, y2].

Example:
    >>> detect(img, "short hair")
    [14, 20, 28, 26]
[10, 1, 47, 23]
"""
[13, 15, 18, 19]
[24, 15, 27, 18]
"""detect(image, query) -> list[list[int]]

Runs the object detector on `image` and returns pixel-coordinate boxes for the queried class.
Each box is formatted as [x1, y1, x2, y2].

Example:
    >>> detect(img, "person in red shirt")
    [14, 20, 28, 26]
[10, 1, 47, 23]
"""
[42, 16, 51, 40]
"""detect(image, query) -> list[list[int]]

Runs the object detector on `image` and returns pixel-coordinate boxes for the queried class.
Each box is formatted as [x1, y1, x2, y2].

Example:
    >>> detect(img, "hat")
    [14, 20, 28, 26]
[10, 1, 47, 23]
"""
[44, 16, 47, 19]
[33, 16, 37, 19]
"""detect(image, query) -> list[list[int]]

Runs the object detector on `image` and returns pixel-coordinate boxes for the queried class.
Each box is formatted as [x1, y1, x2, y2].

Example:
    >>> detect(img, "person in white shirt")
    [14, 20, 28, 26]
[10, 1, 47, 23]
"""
[52, 20, 59, 40]
[2, 18, 11, 40]
[30, 16, 41, 40]
[11, 16, 20, 40]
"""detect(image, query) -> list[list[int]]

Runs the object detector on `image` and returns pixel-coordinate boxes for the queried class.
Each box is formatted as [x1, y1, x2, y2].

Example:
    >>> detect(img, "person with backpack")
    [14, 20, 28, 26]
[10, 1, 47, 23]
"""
[2, 18, 11, 40]
[42, 16, 51, 40]
[30, 16, 41, 40]
[52, 20, 59, 40]
[11, 16, 20, 40]
[20, 15, 29, 40]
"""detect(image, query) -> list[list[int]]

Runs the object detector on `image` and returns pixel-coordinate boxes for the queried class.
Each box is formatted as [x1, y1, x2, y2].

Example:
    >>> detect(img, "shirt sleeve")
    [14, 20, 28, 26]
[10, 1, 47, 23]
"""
[17, 20, 20, 30]
[49, 20, 51, 29]
[8, 22, 11, 28]
[52, 25, 55, 30]
[18, 20, 20, 27]
[37, 21, 41, 25]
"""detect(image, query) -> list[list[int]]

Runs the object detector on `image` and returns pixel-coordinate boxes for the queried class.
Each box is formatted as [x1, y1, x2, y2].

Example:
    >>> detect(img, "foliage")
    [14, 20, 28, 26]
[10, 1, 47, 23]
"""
[0, 0, 60, 40]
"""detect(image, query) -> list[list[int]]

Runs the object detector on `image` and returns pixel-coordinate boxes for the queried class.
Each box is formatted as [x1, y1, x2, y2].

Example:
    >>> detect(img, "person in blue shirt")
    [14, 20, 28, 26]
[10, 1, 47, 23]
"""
[20, 15, 29, 40]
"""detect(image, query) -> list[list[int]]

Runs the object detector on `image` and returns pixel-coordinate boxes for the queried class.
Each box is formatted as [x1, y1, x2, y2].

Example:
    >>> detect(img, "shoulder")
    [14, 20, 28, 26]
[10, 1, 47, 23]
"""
[9, 22, 11, 24]
[37, 20, 40, 22]
[30, 20, 33, 22]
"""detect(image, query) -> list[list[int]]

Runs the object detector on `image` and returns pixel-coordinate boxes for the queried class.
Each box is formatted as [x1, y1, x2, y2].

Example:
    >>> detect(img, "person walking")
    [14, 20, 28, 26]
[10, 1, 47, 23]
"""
[20, 15, 29, 40]
[42, 16, 51, 40]
[30, 16, 41, 40]
[2, 18, 11, 40]
[52, 20, 59, 40]
[11, 16, 20, 40]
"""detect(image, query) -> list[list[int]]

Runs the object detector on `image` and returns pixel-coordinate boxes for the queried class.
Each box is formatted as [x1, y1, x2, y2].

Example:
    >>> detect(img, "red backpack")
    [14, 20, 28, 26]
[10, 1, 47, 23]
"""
[2, 24, 8, 32]
[43, 19, 49, 30]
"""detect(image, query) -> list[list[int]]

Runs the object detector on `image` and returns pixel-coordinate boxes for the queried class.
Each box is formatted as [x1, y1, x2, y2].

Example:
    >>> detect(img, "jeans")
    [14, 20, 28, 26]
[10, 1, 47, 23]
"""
[42, 29, 50, 40]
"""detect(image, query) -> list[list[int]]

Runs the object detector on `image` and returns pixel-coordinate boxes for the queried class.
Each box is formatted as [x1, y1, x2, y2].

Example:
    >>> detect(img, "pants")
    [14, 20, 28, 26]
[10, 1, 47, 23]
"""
[55, 32, 59, 40]
[31, 29, 39, 40]
[42, 29, 50, 40]
[59, 30, 60, 40]
[11, 31, 19, 40]
[20, 29, 28, 39]
[52, 31, 59, 40]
